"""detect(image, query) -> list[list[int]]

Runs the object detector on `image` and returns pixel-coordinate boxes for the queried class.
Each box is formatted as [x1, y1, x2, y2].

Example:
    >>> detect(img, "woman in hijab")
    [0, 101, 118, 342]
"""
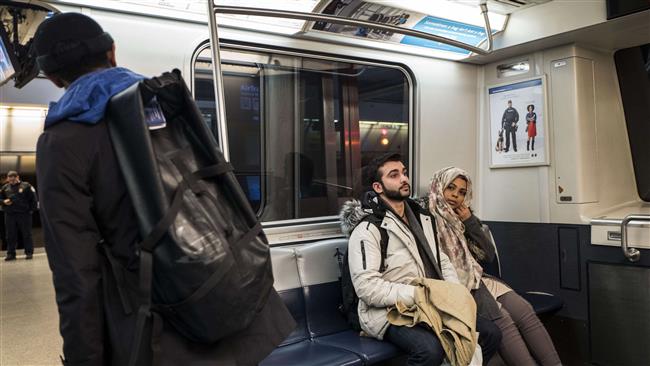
[428, 167, 561, 366]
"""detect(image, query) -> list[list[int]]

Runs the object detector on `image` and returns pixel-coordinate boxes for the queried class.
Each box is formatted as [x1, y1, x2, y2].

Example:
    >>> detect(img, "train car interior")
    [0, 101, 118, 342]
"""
[1, 0, 649, 365]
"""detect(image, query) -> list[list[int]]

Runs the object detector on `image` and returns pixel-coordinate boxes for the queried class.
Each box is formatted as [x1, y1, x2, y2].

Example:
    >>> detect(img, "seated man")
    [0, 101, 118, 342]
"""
[340, 153, 501, 366]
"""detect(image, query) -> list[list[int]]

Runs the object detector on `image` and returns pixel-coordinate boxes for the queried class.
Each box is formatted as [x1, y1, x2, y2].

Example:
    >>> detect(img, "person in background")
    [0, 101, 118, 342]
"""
[1, 171, 37, 261]
[32, 12, 292, 365]
[525, 104, 537, 151]
[428, 166, 561, 366]
[501, 100, 519, 153]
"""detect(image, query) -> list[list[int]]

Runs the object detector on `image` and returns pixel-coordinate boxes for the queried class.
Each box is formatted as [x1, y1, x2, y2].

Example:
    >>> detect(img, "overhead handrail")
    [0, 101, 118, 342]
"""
[620, 214, 650, 262]
[205, 0, 494, 160]
[210, 5, 494, 56]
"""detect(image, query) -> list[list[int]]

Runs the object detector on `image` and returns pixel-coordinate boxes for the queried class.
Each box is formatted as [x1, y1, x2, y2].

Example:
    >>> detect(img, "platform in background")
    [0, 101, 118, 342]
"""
[0, 251, 62, 366]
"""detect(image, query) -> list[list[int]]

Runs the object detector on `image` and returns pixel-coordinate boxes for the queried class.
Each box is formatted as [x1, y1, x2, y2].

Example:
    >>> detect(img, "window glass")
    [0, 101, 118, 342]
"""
[193, 46, 410, 221]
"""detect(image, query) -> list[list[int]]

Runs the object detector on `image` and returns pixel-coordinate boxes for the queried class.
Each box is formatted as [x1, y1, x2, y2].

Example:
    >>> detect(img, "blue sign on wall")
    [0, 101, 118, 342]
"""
[401, 16, 489, 55]
[488, 78, 543, 94]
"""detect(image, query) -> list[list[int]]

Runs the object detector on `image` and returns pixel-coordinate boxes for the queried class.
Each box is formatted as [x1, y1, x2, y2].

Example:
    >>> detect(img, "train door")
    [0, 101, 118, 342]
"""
[586, 43, 650, 366]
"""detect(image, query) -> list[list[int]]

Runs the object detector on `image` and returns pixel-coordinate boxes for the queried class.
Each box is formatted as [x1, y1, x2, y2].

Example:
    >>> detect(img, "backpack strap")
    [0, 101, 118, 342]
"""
[363, 216, 389, 273]
[379, 226, 388, 273]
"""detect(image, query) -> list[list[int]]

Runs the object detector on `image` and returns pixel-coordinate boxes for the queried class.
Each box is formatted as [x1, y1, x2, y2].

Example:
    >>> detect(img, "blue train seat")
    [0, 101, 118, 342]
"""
[261, 240, 402, 366]
[482, 226, 563, 316]
[295, 240, 401, 364]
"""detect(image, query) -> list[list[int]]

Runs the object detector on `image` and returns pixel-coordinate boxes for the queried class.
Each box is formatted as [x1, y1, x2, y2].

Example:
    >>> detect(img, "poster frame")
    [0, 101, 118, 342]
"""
[487, 74, 550, 169]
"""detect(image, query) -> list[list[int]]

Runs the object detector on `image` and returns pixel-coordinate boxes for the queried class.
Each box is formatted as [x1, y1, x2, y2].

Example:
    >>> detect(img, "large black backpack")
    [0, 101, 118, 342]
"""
[337, 215, 388, 332]
[106, 70, 274, 364]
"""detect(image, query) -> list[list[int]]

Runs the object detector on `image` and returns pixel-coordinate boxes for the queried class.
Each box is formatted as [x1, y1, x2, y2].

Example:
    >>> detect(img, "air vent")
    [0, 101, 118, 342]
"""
[487, 0, 552, 14]
[494, 0, 530, 7]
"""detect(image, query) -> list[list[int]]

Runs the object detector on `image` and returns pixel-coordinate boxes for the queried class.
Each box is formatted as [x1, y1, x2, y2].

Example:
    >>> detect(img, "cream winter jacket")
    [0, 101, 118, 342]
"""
[340, 196, 460, 339]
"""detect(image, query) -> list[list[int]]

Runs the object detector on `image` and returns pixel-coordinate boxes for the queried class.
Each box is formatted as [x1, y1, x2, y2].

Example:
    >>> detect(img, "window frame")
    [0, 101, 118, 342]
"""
[190, 40, 417, 235]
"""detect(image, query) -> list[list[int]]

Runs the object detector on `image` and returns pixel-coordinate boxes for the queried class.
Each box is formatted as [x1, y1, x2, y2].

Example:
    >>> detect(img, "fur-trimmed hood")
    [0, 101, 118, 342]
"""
[339, 191, 385, 237]
[339, 199, 371, 237]
[339, 192, 430, 237]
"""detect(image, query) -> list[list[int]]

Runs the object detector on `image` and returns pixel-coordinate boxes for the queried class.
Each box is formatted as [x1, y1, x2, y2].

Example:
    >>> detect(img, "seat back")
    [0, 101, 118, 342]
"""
[478, 225, 564, 316]
[295, 239, 350, 338]
[270, 247, 309, 345]
[481, 224, 502, 278]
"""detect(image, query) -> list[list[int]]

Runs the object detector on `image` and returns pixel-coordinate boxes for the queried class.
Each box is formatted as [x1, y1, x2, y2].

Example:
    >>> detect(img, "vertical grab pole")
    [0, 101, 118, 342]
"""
[206, 0, 230, 161]
[479, 0, 493, 52]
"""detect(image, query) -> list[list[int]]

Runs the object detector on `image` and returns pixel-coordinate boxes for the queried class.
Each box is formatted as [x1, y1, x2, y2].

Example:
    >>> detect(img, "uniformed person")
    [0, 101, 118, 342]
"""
[501, 100, 519, 153]
[1, 171, 37, 261]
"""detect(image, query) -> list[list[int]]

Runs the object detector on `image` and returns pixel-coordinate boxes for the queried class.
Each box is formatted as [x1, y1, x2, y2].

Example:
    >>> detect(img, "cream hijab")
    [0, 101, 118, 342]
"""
[428, 167, 483, 290]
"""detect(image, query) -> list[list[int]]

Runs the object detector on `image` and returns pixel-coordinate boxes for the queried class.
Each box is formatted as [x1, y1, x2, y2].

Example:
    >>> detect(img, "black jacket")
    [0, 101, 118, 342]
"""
[501, 107, 519, 129]
[0, 181, 38, 214]
[37, 120, 293, 365]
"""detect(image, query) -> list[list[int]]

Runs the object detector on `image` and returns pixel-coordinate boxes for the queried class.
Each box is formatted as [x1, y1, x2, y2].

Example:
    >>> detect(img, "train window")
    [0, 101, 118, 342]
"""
[193, 45, 411, 222]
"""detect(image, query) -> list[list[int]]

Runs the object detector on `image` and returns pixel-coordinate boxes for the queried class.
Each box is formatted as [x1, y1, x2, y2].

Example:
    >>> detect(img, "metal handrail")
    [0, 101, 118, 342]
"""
[211, 5, 494, 55]
[206, 0, 230, 160]
[620, 214, 650, 262]
[205, 1, 495, 159]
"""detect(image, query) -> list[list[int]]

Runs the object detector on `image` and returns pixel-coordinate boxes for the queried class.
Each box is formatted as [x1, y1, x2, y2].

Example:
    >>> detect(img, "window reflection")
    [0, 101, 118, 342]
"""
[193, 46, 410, 221]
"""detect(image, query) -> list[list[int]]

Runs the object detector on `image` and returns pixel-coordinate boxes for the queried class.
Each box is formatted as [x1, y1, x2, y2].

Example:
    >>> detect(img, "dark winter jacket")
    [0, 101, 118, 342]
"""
[36, 68, 293, 365]
[501, 107, 519, 129]
[0, 181, 38, 214]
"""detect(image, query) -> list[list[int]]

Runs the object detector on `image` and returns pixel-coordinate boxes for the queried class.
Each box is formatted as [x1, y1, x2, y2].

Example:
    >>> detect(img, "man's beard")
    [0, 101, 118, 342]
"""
[381, 182, 410, 201]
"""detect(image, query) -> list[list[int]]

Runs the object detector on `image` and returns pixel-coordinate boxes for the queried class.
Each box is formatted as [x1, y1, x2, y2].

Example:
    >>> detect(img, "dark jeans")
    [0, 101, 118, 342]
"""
[385, 324, 446, 366]
[476, 316, 502, 365]
[5, 212, 33, 256]
[385, 318, 501, 366]
[505, 128, 517, 151]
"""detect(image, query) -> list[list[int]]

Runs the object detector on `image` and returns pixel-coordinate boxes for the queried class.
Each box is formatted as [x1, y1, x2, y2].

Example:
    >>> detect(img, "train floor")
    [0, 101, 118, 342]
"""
[1, 249, 62, 366]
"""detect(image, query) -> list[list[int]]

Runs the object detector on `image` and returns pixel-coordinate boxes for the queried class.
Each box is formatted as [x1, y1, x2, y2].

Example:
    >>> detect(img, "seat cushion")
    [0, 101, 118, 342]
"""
[315, 330, 403, 364]
[521, 292, 563, 315]
[259, 340, 363, 366]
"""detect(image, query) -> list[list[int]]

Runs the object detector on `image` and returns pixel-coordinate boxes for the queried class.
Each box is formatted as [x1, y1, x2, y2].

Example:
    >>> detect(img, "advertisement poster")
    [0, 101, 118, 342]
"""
[311, 0, 489, 55]
[312, 0, 422, 43]
[400, 16, 489, 55]
[488, 76, 549, 168]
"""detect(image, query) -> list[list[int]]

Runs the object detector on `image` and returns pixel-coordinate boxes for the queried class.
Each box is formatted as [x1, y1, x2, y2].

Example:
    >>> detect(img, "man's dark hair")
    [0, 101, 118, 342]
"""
[364, 153, 402, 188]
[32, 13, 114, 83]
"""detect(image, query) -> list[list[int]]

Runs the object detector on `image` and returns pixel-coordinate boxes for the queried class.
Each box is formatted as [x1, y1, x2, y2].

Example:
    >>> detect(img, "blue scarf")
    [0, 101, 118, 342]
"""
[45, 67, 145, 128]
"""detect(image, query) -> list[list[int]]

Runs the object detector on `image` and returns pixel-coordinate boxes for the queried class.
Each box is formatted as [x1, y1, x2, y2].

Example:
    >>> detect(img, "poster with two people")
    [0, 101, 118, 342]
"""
[488, 76, 549, 168]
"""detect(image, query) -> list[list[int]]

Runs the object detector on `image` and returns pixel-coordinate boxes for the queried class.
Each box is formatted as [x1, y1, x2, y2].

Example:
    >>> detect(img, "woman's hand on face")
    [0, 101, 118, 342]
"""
[454, 204, 471, 221]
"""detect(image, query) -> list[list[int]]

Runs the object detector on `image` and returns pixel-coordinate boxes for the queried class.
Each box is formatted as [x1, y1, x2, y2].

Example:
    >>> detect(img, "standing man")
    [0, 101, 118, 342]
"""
[501, 100, 519, 152]
[340, 153, 501, 365]
[1, 171, 37, 261]
[32, 12, 292, 365]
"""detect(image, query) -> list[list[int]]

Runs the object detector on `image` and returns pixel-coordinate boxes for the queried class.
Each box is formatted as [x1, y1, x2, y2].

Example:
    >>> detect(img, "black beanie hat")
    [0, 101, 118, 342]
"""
[33, 13, 114, 74]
